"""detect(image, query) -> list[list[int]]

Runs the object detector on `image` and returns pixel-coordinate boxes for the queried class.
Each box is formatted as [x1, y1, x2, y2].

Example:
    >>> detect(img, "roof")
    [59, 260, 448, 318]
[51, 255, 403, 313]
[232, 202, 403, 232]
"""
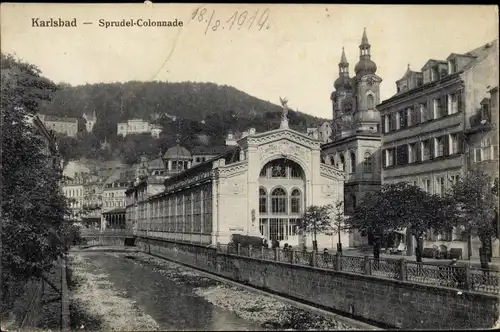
[147, 158, 164, 169]
[191, 145, 229, 155]
[42, 115, 78, 123]
[460, 39, 497, 71]
[421, 59, 447, 71]
[163, 144, 191, 159]
[83, 111, 96, 120]
[396, 65, 422, 82]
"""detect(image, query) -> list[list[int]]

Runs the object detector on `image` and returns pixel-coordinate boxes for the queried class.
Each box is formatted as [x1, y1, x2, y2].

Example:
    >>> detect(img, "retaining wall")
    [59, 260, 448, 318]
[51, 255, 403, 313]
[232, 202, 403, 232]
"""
[135, 236, 499, 329]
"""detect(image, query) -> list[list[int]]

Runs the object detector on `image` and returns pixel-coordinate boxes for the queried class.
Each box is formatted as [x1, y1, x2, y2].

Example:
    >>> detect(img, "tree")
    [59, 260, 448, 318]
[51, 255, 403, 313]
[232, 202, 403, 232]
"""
[1, 53, 73, 312]
[332, 200, 345, 253]
[450, 170, 497, 268]
[298, 205, 333, 252]
[346, 189, 394, 261]
[347, 182, 454, 262]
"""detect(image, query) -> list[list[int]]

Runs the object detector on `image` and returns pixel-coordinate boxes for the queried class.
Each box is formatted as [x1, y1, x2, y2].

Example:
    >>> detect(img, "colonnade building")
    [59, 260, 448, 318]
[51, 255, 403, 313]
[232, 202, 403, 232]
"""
[126, 111, 347, 248]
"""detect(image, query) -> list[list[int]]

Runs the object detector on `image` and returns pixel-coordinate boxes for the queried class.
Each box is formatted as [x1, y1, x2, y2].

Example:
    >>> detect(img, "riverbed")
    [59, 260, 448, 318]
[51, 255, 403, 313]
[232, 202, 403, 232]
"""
[68, 251, 357, 330]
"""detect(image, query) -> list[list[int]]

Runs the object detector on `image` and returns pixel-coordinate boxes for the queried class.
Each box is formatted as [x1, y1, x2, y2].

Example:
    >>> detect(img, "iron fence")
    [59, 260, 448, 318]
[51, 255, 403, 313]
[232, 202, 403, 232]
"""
[214, 243, 499, 295]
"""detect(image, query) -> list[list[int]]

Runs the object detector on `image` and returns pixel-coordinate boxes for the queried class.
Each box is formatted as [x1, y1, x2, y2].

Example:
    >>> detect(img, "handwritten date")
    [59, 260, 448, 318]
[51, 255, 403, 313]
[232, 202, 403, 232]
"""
[191, 7, 270, 34]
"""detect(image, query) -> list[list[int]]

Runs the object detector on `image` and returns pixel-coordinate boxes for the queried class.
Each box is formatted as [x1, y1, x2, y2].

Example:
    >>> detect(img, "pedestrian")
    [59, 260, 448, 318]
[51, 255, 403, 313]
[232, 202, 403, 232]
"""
[323, 248, 330, 267]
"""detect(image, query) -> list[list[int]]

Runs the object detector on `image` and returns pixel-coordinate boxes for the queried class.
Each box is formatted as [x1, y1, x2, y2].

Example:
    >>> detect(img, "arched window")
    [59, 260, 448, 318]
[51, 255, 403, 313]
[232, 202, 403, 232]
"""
[339, 153, 345, 171]
[350, 151, 356, 173]
[271, 188, 287, 214]
[259, 159, 304, 179]
[364, 152, 373, 173]
[259, 188, 267, 213]
[367, 94, 375, 109]
[329, 155, 335, 166]
[290, 189, 302, 214]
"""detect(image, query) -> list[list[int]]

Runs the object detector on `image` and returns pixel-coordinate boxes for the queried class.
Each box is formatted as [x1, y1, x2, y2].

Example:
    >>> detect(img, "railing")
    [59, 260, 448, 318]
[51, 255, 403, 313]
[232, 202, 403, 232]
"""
[80, 229, 131, 237]
[216, 244, 500, 295]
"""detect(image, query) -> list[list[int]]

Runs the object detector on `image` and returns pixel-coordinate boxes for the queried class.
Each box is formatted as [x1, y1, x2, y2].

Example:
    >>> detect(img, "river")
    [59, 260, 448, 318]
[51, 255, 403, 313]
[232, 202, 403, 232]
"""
[68, 250, 357, 331]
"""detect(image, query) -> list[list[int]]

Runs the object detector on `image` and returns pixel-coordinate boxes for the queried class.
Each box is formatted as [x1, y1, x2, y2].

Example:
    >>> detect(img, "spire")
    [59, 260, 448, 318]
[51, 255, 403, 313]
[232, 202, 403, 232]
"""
[340, 47, 348, 65]
[338, 47, 349, 76]
[360, 27, 370, 47]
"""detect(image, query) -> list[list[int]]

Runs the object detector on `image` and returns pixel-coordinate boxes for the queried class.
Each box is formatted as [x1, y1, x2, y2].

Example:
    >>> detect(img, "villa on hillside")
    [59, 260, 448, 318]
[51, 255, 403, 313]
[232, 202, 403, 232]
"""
[117, 119, 163, 138]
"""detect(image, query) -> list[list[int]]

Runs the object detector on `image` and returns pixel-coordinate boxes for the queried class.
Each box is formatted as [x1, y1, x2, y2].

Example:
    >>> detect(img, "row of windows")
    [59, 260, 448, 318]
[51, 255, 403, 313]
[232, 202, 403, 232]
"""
[383, 134, 462, 168]
[259, 187, 302, 215]
[382, 92, 462, 133]
[401, 174, 460, 195]
[323, 152, 373, 174]
[64, 188, 83, 197]
[136, 184, 213, 234]
[104, 200, 124, 208]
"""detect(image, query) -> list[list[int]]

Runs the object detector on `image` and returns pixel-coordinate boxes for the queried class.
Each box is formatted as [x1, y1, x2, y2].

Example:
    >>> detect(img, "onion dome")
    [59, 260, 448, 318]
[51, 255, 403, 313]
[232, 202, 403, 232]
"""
[354, 28, 377, 77]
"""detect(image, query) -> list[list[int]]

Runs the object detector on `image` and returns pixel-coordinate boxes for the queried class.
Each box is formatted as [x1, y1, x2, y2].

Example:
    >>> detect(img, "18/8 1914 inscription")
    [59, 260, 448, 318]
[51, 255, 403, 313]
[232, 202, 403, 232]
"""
[191, 7, 270, 34]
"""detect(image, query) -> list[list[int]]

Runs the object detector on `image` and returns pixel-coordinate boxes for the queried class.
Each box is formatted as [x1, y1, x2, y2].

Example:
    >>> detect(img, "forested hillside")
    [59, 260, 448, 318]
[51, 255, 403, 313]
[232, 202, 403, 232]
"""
[41, 81, 327, 165]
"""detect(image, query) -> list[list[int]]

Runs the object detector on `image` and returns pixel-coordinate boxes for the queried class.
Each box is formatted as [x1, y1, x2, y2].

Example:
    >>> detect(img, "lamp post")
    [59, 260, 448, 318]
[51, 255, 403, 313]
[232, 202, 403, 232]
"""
[337, 219, 343, 253]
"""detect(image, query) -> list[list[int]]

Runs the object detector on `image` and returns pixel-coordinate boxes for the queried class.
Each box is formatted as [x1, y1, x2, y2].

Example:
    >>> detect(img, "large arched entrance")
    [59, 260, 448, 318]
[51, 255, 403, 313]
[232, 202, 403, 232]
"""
[258, 158, 305, 245]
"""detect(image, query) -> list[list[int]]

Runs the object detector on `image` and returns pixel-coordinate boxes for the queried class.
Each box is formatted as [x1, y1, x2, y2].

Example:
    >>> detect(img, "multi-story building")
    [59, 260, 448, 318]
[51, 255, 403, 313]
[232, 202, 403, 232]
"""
[117, 119, 162, 137]
[39, 114, 78, 137]
[321, 29, 383, 223]
[82, 110, 97, 132]
[63, 175, 86, 219]
[378, 39, 499, 257]
[117, 119, 150, 136]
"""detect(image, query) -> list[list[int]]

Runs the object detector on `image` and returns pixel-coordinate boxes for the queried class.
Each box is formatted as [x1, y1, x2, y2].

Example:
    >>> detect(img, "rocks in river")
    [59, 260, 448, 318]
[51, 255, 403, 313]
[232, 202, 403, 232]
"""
[193, 284, 357, 330]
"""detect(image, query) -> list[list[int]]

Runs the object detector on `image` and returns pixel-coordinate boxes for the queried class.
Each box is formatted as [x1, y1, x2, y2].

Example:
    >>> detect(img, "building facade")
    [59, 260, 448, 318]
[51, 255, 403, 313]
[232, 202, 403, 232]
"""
[321, 29, 383, 229]
[378, 40, 499, 257]
[465, 86, 499, 179]
[126, 114, 346, 248]
[117, 119, 162, 137]
[39, 114, 78, 137]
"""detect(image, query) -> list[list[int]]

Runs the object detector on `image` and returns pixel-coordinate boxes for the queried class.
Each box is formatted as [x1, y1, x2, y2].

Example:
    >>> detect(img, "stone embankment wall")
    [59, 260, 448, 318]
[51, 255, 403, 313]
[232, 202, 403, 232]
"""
[135, 236, 499, 330]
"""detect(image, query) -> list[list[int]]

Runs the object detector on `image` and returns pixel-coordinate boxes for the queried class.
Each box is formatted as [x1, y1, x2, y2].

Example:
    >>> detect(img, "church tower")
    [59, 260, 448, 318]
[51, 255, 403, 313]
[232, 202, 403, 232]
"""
[322, 29, 382, 239]
[352, 28, 382, 133]
[331, 48, 355, 140]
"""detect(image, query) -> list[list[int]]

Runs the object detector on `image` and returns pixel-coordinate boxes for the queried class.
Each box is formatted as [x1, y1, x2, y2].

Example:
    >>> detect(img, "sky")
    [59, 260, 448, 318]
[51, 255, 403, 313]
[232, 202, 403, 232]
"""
[1, 3, 498, 119]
